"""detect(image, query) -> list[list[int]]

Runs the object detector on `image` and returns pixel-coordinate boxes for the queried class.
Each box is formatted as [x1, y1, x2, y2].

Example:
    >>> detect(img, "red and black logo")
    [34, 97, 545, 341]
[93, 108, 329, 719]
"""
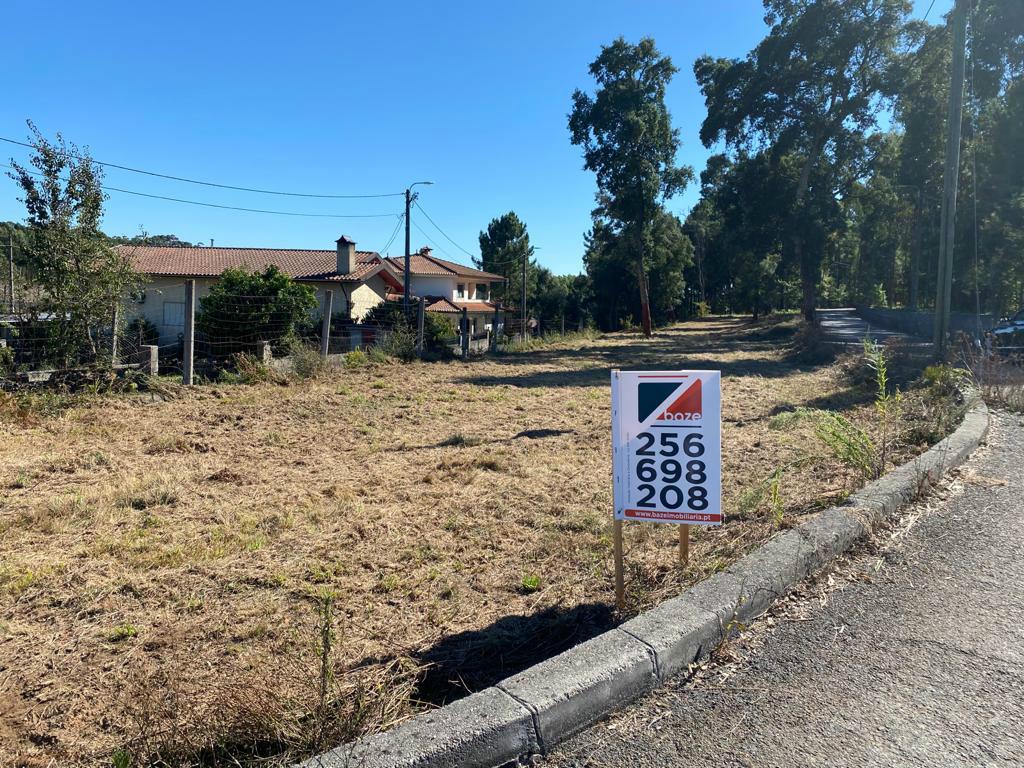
[637, 379, 702, 423]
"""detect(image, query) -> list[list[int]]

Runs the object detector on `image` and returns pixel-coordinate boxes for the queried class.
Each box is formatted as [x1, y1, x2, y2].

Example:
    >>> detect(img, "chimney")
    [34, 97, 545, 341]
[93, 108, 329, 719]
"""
[336, 236, 357, 274]
[419, 246, 432, 257]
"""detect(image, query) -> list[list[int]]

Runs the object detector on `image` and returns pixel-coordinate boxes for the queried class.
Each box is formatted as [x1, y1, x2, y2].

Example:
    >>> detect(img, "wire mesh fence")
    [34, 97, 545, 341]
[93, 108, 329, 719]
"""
[1, 279, 578, 391]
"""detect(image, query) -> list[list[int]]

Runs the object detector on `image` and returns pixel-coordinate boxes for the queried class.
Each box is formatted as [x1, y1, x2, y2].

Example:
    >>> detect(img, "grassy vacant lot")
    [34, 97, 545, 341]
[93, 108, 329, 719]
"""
[0, 317, 951, 767]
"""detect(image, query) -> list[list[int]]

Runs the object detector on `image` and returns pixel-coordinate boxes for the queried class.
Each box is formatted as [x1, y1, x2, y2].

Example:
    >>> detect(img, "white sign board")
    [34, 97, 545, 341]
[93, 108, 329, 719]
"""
[611, 370, 722, 525]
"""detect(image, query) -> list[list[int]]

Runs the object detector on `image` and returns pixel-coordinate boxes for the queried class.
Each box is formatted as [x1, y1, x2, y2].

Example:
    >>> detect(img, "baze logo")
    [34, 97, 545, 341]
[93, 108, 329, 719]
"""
[637, 380, 702, 423]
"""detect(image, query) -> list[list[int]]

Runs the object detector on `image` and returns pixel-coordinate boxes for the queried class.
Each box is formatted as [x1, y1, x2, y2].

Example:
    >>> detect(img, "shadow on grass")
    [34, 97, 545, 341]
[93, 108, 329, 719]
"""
[408, 602, 616, 706]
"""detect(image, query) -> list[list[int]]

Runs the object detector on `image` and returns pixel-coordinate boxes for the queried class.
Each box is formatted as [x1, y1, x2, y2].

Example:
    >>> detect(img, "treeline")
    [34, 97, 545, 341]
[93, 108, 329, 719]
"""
[513, 0, 1023, 332]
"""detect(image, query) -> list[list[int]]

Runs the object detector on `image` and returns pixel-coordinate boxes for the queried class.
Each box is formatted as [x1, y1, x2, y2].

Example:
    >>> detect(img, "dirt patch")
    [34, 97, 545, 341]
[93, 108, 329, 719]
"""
[0, 317, 942, 766]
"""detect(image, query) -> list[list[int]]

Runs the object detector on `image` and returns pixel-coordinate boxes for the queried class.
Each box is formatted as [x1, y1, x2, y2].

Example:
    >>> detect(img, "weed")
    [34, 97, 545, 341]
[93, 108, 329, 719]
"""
[520, 573, 541, 593]
[108, 623, 139, 642]
[288, 340, 326, 380]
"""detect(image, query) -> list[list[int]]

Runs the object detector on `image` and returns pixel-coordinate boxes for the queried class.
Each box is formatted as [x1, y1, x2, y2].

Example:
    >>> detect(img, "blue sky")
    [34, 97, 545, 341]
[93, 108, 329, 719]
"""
[0, 0, 950, 274]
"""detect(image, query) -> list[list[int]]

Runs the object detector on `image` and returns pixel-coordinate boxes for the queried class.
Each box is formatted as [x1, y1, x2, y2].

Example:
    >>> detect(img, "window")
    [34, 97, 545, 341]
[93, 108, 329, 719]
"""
[457, 283, 465, 298]
[163, 301, 185, 327]
[476, 283, 488, 300]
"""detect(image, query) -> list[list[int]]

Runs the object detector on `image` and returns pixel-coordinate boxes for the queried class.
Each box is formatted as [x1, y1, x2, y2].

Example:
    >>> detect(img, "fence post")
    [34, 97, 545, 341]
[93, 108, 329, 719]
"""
[110, 303, 120, 365]
[460, 308, 469, 360]
[139, 345, 159, 375]
[416, 297, 426, 357]
[257, 341, 272, 364]
[182, 279, 195, 385]
[320, 290, 333, 359]
[491, 306, 501, 352]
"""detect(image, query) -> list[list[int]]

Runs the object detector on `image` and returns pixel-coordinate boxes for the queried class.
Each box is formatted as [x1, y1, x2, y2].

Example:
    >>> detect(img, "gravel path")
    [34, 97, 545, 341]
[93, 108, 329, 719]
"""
[547, 410, 1024, 768]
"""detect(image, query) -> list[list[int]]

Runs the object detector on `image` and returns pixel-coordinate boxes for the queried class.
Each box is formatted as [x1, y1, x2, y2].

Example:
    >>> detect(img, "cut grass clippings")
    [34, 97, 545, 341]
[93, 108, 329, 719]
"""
[0, 317, 953, 767]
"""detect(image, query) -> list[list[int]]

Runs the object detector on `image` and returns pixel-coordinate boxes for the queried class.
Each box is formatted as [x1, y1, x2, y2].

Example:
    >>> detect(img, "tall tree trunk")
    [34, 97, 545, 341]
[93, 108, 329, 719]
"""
[637, 256, 653, 337]
[798, 243, 817, 322]
[636, 198, 652, 337]
[794, 137, 824, 324]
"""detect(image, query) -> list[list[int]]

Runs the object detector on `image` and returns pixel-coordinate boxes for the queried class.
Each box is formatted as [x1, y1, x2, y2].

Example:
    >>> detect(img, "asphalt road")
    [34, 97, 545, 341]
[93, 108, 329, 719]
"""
[817, 307, 913, 345]
[547, 411, 1024, 768]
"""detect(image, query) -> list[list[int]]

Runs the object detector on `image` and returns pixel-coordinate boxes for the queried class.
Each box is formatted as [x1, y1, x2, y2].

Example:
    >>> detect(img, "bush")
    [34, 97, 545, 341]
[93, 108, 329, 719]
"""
[287, 340, 326, 380]
[0, 344, 14, 378]
[361, 302, 455, 355]
[378, 326, 417, 362]
[196, 267, 317, 360]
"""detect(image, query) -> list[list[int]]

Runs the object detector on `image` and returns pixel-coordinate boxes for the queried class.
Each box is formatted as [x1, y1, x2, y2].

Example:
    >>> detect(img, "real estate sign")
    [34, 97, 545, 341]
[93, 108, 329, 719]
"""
[611, 370, 722, 525]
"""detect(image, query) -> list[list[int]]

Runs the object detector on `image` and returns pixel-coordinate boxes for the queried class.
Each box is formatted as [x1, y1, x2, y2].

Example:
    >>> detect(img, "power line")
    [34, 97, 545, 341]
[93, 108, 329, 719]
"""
[413, 201, 478, 259]
[923, 0, 937, 21]
[2, 163, 401, 219]
[0, 136, 404, 199]
[378, 213, 405, 254]
[409, 218, 456, 259]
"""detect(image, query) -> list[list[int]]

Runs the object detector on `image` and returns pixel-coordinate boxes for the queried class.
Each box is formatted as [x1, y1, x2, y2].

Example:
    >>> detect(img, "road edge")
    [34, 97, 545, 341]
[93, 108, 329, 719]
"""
[298, 397, 990, 768]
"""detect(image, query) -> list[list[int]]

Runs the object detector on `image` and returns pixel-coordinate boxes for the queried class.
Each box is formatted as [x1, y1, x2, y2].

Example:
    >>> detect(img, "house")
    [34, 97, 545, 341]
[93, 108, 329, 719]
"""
[384, 247, 508, 336]
[122, 237, 403, 346]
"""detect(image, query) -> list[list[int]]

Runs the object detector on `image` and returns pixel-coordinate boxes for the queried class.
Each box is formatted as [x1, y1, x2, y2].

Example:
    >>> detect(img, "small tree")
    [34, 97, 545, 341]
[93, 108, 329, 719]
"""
[9, 122, 141, 366]
[196, 266, 317, 359]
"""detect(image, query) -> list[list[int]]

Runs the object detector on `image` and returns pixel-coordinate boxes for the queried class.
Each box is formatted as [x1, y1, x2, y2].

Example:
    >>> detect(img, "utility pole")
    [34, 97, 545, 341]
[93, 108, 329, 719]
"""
[404, 181, 434, 316]
[934, 0, 969, 358]
[521, 248, 528, 341]
[6, 234, 14, 313]
[404, 189, 412, 315]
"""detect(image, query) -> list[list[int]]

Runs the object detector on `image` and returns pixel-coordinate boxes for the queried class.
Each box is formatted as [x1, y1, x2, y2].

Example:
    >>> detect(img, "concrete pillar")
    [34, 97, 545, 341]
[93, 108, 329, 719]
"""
[139, 345, 159, 375]
[257, 341, 272, 364]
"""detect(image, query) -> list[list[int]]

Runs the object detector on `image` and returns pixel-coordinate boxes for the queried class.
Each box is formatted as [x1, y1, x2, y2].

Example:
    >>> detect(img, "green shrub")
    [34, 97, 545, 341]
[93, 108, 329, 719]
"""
[196, 266, 317, 359]
[342, 349, 369, 368]
[378, 326, 417, 362]
[362, 302, 456, 355]
[0, 344, 14, 378]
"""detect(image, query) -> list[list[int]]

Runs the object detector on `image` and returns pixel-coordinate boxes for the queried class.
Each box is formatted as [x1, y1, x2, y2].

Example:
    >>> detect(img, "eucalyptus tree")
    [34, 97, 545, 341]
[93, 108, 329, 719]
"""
[570, 37, 692, 336]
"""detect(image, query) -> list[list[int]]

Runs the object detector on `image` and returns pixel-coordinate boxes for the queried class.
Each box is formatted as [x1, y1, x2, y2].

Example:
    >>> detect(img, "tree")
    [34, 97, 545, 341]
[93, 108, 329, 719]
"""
[476, 212, 536, 309]
[584, 208, 691, 330]
[695, 0, 912, 321]
[195, 266, 317, 359]
[569, 37, 693, 336]
[8, 122, 141, 366]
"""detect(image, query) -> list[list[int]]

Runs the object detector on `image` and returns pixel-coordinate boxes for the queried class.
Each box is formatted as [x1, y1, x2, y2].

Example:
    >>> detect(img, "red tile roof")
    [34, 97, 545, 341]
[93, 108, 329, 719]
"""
[425, 298, 501, 314]
[384, 250, 506, 281]
[120, 245, 402, 287]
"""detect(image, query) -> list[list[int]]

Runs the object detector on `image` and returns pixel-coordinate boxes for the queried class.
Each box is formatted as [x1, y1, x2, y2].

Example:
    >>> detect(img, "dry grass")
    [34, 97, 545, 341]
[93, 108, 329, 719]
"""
[0, 317, 946, 767]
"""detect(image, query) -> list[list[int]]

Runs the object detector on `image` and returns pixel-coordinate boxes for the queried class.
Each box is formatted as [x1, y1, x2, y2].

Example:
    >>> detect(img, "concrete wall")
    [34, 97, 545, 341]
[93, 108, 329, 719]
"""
[856, 306, 996, 339]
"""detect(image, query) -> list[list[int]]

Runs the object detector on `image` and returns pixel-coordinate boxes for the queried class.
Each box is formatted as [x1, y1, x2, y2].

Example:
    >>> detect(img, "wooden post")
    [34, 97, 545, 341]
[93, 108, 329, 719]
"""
[613, 519, 625, 612]
[416, 296, 426, 357]
[182, 279, 195, 386]
[460, 307, 469, 360]
[320, 290, 333, 359]
[679, 524, 690, 566]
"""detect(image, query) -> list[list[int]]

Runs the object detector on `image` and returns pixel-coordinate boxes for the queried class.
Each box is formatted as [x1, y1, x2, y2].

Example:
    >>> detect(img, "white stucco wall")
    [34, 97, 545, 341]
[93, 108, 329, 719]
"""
[128, 274, 390, 347]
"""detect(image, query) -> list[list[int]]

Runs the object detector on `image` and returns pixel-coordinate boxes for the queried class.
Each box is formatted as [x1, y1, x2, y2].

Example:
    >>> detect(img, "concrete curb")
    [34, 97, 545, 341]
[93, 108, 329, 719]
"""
[299, 398, 990, 768]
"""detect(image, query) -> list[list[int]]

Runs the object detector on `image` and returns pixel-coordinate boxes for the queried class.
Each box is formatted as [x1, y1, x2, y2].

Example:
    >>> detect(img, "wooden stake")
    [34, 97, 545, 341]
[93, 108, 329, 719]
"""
[679, 524, 690, 566]
[613, 519, 625, 612]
